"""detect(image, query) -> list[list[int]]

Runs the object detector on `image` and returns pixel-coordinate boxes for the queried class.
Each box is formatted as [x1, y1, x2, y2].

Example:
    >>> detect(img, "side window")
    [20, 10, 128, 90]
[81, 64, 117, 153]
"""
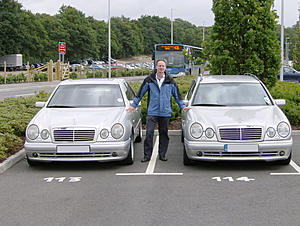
[124, 82, 135, 100]
[187, 80, 196, 100]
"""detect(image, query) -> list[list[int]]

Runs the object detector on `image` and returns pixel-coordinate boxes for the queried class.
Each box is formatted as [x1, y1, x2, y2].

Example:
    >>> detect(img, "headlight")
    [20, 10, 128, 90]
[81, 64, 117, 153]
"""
[40, 129, 50, 140]
[266, 127, 276, 138]
[190, 123, 203, 139]
[205, 128, 214, 138]
[277, 122, 290, 138]
[100, 129, 109, 139]
[111, 123, 124, 139]
[27, 124, 39, 140]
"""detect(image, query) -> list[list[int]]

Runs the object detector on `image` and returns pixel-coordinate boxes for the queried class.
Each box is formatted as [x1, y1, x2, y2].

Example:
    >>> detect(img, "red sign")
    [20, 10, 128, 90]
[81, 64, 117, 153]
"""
[59, 42, 66, 54]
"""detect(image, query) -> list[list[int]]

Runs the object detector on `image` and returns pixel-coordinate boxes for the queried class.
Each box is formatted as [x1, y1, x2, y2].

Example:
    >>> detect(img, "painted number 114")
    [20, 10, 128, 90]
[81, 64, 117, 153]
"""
[212, 177, 255, 182]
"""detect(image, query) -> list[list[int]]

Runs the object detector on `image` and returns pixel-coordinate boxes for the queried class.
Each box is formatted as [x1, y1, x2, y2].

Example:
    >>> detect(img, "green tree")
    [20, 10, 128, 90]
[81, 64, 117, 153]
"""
[0, 0, 24, 56]
[291, 22, 300, 70]
[210, 0, 281, 88]
[57, 5, 97, 61]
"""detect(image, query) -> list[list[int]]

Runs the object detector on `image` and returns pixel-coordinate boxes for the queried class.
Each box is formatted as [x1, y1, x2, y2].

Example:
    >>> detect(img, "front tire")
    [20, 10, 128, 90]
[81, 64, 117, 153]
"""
[134, 122, 142, 143]
[123, 135, 134, 165]
[276, 152, 292, 165]
[26, 156, 40, 166]
[183, 145, 192, 166]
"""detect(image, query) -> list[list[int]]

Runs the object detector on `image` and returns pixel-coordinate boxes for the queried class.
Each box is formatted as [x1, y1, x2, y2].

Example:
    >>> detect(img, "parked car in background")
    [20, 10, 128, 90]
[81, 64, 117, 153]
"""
[25, 78, 142, 166]
[90, 64, 105, 71]
[277, 66, 300, 82]
[182, 74, 293, 165]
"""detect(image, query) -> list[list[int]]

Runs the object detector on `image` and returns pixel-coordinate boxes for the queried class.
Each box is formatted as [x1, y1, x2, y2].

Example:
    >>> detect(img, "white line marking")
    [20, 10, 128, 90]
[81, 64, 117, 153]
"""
[290, 160, 300, 173]
[15, 93, 35, 97]
[270, 160, 300, 176]
[145, 135, 159, 174]
[116, 135, 183, 176]
[270, 173, 300, 176]
[116, 173, 183, 176]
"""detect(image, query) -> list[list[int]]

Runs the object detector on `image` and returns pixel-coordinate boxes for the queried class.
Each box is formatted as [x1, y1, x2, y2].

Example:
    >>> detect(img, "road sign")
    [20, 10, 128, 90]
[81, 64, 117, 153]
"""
[59, 42, 66, 54]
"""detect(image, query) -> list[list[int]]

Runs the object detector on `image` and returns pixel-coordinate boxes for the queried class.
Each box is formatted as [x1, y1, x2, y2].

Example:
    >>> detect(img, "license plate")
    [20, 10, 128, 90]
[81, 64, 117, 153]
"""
[57, 146, 90, 153]
[224, 144, 258, 152]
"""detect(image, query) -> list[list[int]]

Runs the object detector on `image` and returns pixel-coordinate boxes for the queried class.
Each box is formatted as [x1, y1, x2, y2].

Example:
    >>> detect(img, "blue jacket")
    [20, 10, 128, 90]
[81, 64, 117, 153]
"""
[131, 71, 185, 117]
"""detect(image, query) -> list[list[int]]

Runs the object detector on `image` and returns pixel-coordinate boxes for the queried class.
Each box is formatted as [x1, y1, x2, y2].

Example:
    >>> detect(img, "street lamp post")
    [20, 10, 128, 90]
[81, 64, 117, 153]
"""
[108, 0, 111, 79]
[280, 0, 284, 81]
[171, 8, 173, 44]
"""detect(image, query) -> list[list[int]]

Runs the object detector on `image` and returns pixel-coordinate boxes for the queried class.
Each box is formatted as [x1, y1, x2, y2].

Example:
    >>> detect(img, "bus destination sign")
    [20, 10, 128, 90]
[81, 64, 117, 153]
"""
[156, 45, 183, 51]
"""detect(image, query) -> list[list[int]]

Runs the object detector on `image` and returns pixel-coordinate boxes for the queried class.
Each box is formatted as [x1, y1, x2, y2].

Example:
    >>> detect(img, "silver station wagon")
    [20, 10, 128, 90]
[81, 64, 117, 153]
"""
[182, 75, 293, 165]
[25, 79, 142, 166]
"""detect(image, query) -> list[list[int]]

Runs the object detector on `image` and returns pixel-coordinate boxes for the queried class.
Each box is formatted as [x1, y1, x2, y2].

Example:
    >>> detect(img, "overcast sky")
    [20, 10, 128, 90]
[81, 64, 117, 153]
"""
[18, 0, 300, 27]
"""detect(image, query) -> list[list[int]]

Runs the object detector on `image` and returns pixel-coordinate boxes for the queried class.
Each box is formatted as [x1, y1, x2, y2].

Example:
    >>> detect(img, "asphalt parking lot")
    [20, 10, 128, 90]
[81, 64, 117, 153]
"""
[0, 134, 299, 225]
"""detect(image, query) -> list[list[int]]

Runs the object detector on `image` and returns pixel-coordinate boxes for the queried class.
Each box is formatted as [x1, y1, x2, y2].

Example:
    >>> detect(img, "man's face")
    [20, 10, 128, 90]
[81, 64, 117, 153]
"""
[156, 60, 166, 73]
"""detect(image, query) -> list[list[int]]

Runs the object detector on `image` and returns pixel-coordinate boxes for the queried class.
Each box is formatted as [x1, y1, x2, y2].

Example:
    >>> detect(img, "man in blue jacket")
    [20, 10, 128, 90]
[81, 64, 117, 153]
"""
[127, 59, 190, 162]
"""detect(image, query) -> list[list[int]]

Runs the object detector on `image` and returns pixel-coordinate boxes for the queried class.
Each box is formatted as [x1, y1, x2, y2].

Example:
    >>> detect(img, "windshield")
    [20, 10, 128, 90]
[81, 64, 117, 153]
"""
[47, 84, 125, 108]
[192, 83, 273, 106]
[156, 51, 183, 68]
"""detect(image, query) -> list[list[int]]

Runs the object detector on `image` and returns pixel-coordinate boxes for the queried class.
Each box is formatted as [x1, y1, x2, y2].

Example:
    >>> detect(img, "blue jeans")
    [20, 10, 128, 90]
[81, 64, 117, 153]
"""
[144, 115, 170, 159]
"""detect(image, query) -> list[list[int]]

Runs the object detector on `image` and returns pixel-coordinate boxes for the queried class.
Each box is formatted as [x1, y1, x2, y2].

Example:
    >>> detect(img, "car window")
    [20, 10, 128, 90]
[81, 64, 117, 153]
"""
[187, 80, 196, 100]
[47, 84, 125, 108]
[192, 83, 272, 106]
[284, 67, 293, 73]
[124, 82, 135, 101]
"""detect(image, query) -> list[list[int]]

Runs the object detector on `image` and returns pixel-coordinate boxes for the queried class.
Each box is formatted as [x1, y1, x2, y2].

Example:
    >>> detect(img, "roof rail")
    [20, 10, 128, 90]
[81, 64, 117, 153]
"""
[243, 73, 259, 80]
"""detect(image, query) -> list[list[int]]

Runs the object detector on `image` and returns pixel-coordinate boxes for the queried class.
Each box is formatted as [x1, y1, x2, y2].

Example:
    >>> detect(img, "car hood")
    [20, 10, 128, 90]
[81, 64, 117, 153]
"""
[32, 107, 125, 129]
[189, 106, 287, 128]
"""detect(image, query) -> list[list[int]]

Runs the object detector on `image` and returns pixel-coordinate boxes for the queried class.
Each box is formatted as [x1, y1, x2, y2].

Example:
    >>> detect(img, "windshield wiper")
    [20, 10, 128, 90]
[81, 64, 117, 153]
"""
[47, 105, 77, 108]
[192, 104, 227, 106]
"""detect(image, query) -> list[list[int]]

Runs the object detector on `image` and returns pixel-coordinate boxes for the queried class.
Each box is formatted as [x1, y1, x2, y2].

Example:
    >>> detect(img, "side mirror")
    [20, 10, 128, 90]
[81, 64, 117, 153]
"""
[183, 100, 189, 106]
[275, 99, 286, 106]
[35, 102, 46, 108]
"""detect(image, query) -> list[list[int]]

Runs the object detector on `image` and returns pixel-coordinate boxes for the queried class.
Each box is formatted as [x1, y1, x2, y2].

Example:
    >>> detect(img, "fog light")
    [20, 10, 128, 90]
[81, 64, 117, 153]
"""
[32, 152, 38, 158]
[279, 151, 285, 156]
[196, 151, 203, 157]
[112, 152, 118, 157]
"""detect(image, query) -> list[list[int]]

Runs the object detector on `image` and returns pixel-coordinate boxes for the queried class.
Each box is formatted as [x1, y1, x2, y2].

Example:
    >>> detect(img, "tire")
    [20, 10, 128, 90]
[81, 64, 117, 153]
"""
[123, 135, 134, 165]
[183, 145, 192, 166]
[26, 156, 40, 166]
[134, 122, 142, 143]
[181, 130, 184, 143]
[276, 152, 292, 165]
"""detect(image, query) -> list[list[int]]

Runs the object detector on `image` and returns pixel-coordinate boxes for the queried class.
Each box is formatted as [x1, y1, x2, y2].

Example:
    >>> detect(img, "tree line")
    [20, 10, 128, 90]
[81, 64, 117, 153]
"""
[0, 0, 299, 87]
[0, 0, 209, 63]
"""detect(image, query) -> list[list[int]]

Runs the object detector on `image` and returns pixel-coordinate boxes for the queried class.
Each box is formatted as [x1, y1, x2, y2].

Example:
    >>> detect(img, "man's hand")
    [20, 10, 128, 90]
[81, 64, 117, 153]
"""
[126, 106, 136, 112]
[182, 107, 192, 112]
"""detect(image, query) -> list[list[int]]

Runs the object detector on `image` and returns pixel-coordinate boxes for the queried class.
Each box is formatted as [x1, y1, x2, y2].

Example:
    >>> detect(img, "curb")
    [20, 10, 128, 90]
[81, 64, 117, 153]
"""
[0, 130, 299, 175]
[0, 149, 25, 175]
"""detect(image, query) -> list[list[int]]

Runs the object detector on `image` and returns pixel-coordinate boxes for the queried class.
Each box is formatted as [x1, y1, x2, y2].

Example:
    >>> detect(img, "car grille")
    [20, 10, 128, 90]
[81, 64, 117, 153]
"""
[53, 129, 95, 142]
[219, 128, 262, 141]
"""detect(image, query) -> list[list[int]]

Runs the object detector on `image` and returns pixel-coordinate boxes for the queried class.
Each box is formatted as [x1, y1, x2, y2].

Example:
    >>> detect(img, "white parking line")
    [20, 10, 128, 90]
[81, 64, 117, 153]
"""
[270, 160, 300, 176]
[145, 136, 159, 174]
[15, 93, 35, 97]
[116, 135, 183, 176]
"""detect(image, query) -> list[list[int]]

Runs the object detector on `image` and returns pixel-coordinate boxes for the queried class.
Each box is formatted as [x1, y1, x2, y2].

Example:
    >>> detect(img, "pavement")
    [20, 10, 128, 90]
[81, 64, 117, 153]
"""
[1, 130, 299, 175]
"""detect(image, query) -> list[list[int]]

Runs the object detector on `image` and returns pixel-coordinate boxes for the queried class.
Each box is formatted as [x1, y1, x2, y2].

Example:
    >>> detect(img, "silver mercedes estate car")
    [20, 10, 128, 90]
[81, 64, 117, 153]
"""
[25, 78, 142, 166]
[182, 75, 293, 165]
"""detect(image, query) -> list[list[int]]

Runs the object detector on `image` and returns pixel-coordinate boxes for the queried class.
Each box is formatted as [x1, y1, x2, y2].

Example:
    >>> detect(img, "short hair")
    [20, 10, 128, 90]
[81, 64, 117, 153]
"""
[156, 59, 166, 65]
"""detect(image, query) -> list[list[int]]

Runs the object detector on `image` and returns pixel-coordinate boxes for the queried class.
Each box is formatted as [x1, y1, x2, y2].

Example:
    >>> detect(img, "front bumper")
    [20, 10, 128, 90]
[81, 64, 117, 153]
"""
[24, 139, 131, 162]
[184, 138, 293, 162]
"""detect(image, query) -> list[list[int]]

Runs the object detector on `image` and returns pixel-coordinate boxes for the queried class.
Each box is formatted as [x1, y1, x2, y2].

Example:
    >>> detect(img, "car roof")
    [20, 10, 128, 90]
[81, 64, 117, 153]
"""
[198, 75, 260, 84]
[58, 78, 126, 85]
